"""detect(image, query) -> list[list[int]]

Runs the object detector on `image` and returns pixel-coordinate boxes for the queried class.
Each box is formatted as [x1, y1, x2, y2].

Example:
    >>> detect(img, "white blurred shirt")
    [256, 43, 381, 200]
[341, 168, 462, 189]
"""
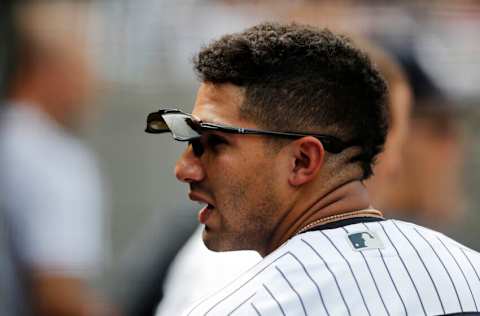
[0, 103, 107, 313]
[156, 226, 261, 316]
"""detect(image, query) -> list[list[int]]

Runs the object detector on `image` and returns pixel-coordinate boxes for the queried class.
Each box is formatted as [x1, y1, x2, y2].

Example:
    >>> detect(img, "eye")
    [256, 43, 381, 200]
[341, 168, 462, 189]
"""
[188, 139, 204, 157]
[206, 134, 227, 149]
[188, 134, 227, 157]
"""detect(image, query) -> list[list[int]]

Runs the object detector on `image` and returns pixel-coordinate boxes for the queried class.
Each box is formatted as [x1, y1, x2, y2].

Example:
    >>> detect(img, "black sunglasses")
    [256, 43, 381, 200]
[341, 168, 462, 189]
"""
[145, 109, 357, 156]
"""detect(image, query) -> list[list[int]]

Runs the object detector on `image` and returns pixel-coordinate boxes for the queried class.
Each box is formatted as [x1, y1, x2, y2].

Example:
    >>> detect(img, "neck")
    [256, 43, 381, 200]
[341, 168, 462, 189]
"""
[262, 180, 371, 256]
[9, 92, 70, 128]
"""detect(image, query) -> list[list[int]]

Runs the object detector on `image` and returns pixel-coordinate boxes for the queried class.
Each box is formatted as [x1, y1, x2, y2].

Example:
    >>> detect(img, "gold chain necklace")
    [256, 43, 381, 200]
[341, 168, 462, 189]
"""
[294, 209, 384, 236]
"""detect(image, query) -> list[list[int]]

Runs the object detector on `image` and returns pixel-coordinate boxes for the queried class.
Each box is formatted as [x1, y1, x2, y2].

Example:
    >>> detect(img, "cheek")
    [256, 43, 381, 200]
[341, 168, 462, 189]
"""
[212, 169, 255, 219]
[225, 164, 276, 214]
[206, 147, 277, 207]
[204, 151, 250, 184]
[217, 172, 249, 210]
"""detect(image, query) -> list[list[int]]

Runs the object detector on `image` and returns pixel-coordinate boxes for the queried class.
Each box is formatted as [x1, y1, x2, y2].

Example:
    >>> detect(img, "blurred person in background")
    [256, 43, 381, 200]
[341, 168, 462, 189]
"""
[155, 37, 412, 316]
[373, 47, 467, 230]
[360, 41, 413, 218]
[0, 2, 116, 316]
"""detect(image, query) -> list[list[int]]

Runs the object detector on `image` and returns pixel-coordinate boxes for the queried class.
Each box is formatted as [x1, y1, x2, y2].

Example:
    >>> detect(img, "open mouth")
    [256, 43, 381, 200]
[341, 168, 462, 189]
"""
[189, 191, 215, 224]
[198, 203, 215, 224]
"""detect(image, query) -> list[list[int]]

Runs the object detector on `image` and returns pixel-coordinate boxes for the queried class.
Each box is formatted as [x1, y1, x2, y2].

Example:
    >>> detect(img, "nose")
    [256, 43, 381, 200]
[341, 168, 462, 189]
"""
[175, 146, 205, 183]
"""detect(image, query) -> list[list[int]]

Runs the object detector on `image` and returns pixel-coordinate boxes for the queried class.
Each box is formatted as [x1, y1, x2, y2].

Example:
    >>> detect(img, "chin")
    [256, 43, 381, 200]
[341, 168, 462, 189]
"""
[202, 228, 222, 251]
[202, 229, 237, 252]
[203, 239, 230, 252]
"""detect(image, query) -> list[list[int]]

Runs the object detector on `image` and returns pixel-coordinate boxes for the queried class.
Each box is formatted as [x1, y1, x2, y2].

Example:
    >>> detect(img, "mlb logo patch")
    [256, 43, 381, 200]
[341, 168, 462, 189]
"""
[347, 231, 384, 251]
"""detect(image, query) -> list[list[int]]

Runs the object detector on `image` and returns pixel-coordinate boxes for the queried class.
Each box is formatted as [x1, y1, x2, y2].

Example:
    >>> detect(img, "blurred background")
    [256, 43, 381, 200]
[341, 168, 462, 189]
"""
[1, 0, 480, 315]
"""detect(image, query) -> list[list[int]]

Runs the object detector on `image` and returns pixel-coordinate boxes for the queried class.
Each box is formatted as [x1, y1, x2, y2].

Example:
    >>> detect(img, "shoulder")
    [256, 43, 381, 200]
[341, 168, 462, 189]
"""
[0, 105, 104, 217]
[186, 221, 480, 315]
[1, 105, 100, 188]
[183, 238, 336, 315]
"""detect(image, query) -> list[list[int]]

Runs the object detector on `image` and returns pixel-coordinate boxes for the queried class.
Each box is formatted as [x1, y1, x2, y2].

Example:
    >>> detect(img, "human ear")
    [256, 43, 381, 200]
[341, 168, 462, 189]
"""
[288, 136, 325, 186]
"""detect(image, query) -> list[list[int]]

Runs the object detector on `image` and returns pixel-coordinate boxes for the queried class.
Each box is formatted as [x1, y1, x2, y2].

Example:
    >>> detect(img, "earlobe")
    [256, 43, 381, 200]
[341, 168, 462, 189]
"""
[288, 137, 325, 187]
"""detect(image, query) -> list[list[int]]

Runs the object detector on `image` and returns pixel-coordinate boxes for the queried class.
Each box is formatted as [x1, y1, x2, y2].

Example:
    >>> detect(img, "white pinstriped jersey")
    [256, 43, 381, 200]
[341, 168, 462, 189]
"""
[183, 219, 480, 316]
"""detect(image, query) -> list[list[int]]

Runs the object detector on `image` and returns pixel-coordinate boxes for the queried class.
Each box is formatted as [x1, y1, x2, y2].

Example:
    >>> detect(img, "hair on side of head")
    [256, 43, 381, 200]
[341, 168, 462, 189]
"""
[194, 22, 389, 179]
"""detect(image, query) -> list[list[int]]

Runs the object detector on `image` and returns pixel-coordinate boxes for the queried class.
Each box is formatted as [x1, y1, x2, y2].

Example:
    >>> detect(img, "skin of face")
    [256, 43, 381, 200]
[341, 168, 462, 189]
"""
[175, 83, 287, 253]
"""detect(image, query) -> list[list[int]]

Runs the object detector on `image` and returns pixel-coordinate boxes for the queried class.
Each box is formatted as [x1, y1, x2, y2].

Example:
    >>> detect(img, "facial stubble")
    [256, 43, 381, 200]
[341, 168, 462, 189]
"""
[204, 160, 280, 254]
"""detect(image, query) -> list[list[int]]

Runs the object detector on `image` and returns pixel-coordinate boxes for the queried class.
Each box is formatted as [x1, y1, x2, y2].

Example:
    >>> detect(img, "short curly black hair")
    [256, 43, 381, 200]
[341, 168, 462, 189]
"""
[194, 22, 388, 179]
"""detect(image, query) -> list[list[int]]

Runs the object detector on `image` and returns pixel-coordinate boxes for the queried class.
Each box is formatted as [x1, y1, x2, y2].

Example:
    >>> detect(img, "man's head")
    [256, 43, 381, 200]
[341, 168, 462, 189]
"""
[173, 22, 388, 254]
[7, 2, 97, 128]
[193, 23, 388, 178]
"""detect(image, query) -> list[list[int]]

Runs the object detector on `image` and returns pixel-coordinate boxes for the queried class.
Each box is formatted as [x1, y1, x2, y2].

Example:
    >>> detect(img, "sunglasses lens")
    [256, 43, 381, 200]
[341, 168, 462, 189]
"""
[147, 121, 167, 131]
[146, 111, 169, 133]
[162, 113, 201, 141]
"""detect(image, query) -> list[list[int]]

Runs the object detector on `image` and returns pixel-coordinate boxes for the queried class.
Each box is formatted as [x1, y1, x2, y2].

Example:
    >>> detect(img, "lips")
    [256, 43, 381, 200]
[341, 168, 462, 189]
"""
[188, 192, 215, 224]
[198, 204, 214, 224]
